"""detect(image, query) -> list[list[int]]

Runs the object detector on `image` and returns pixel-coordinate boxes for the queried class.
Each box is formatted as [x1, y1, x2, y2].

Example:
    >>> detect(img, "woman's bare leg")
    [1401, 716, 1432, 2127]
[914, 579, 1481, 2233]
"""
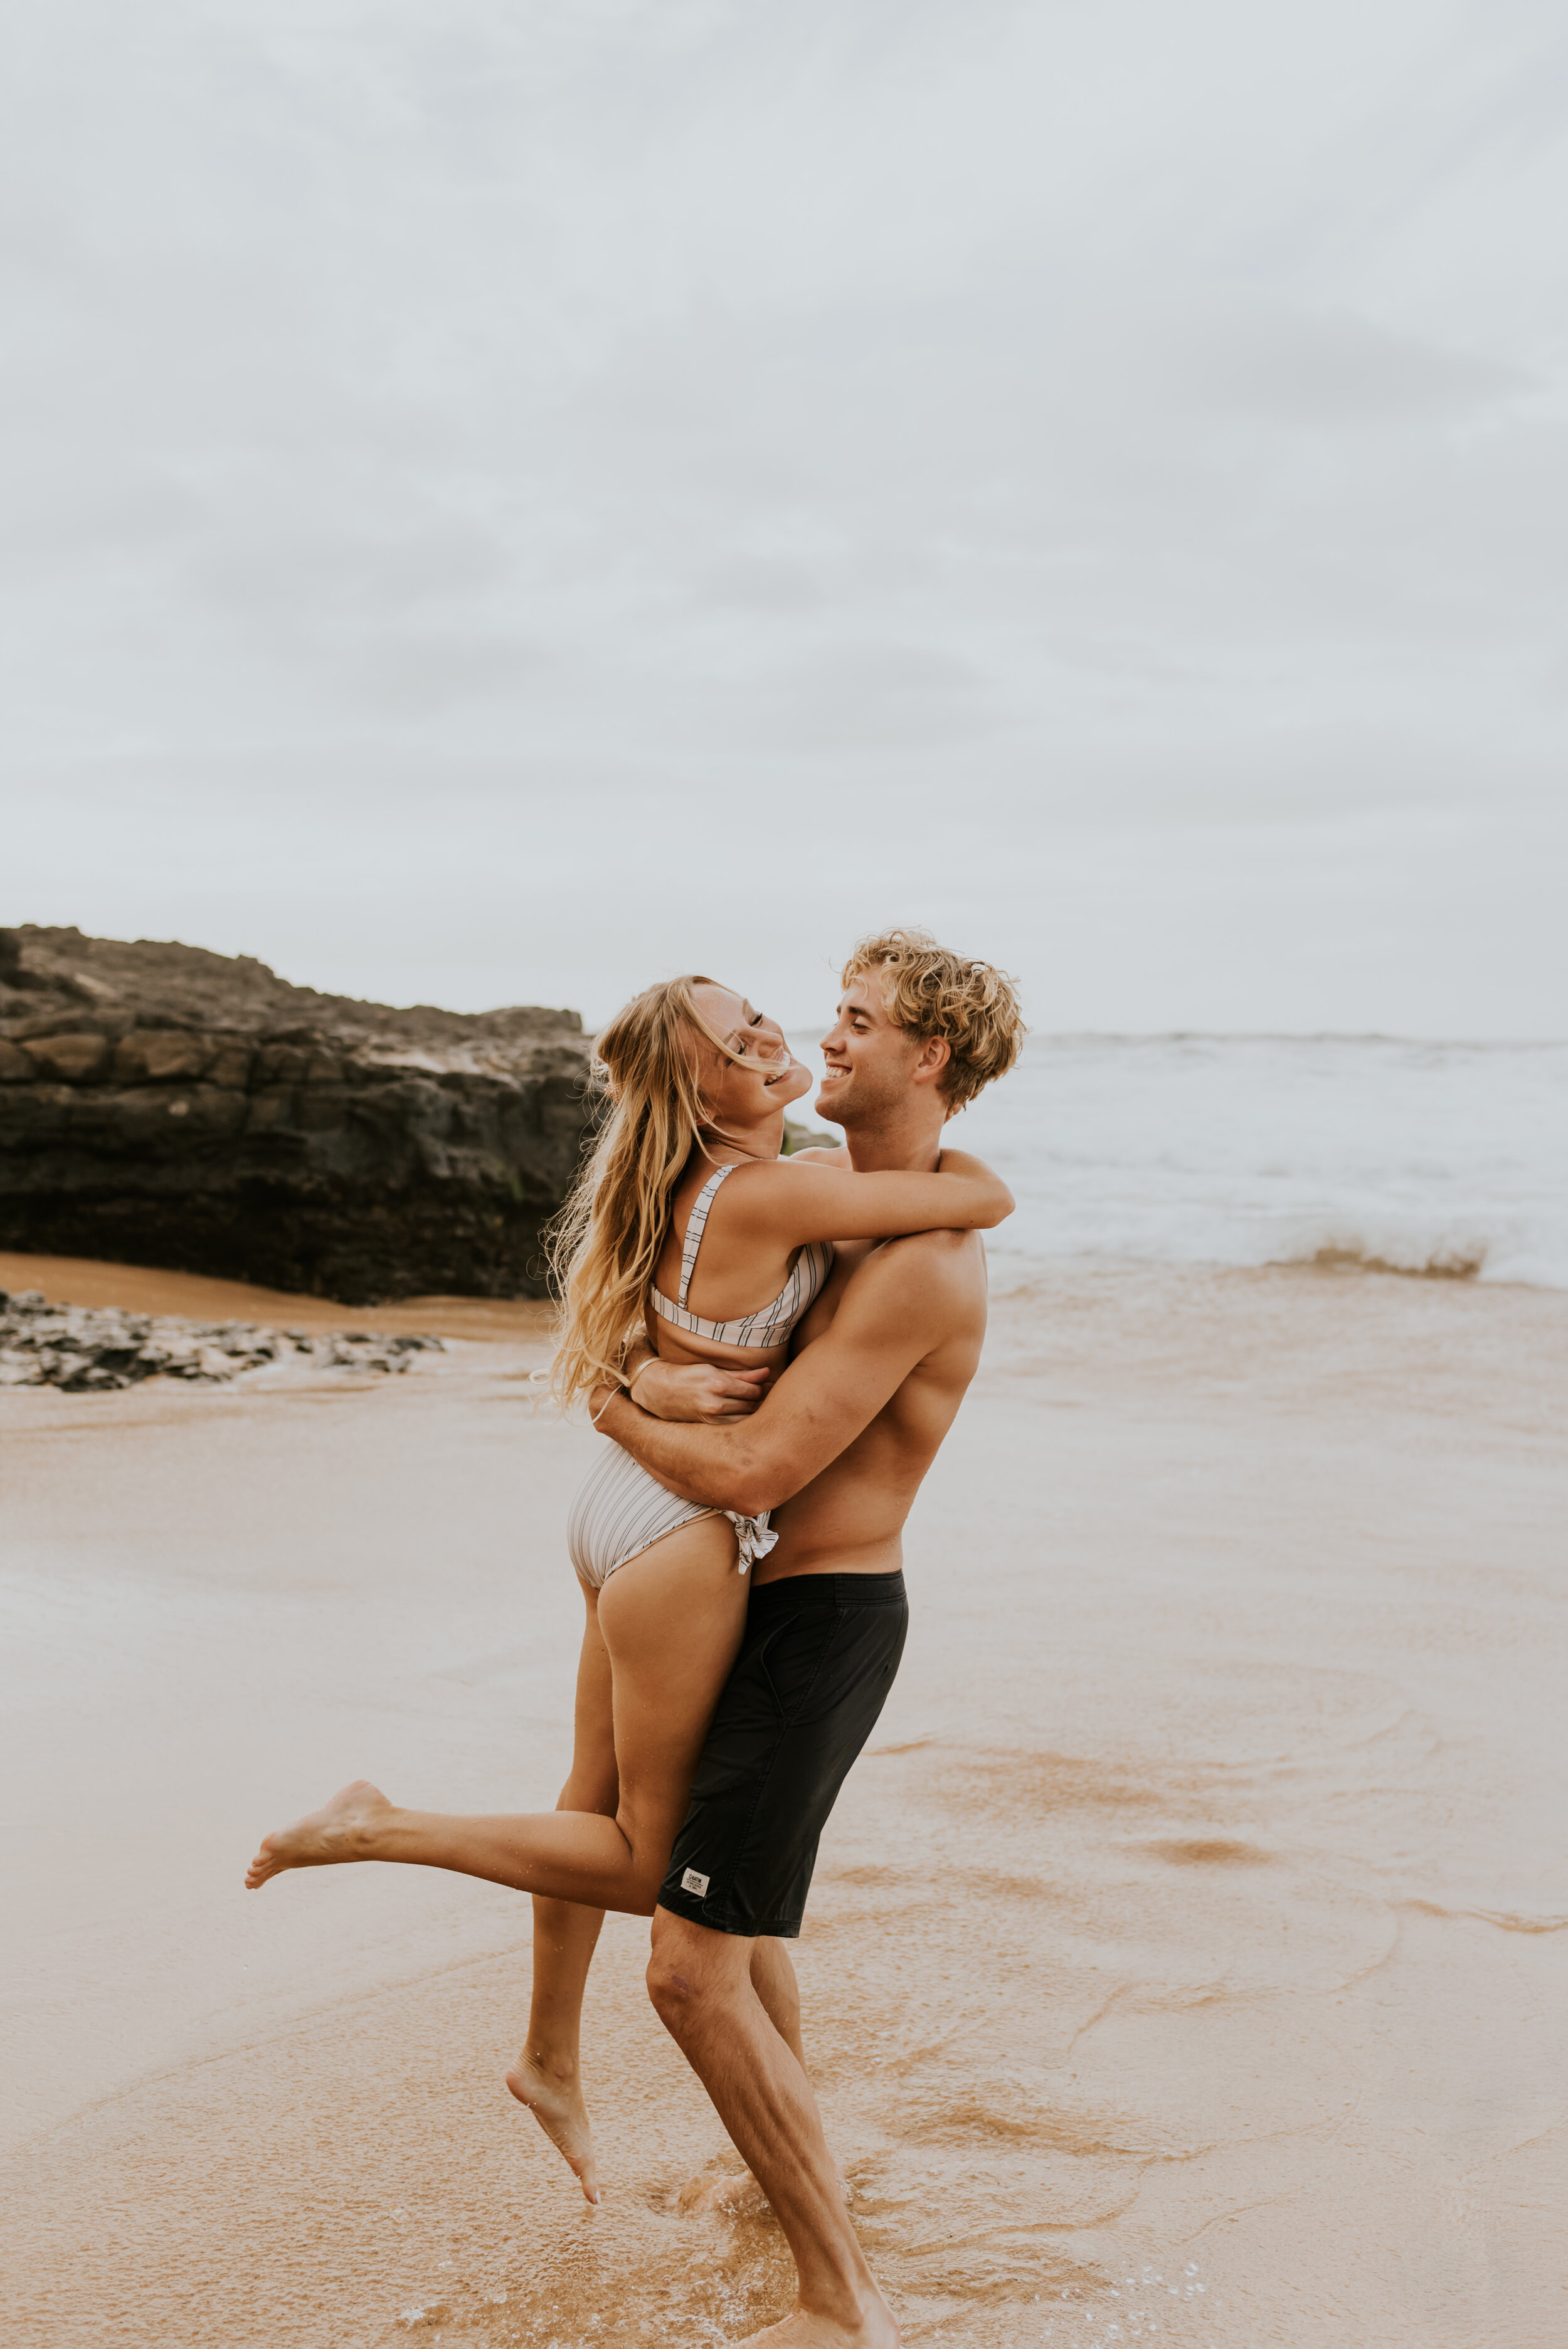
[244, 1514, 750, 1902]
[506, 1583, 617, 2202]
[511, 1897, 607, 2200]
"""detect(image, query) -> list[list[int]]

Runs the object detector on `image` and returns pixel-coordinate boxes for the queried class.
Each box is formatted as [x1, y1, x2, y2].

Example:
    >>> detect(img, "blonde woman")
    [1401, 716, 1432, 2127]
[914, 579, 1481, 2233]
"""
[244, 973, 1012, 2201]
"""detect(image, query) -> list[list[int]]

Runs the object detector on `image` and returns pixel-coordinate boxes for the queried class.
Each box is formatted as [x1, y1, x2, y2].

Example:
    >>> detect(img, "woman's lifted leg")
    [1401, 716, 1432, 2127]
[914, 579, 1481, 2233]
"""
[244, 1515, 747, 1914]
[243, 1512, 751, 2203]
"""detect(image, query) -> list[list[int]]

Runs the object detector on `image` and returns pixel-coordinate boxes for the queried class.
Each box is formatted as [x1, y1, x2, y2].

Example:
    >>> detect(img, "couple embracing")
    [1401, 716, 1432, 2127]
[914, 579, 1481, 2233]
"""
[247, 927, 1025, 2348]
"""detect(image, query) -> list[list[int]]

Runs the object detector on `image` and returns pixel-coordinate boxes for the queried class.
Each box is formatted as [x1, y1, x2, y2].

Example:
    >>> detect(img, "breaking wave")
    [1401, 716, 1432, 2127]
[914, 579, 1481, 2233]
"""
[909, 1034, 1568, 1291]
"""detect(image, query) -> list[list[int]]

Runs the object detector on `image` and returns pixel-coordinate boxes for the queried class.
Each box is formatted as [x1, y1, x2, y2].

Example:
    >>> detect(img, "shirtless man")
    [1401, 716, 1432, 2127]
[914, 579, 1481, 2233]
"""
[589, 930, 1026, 2349]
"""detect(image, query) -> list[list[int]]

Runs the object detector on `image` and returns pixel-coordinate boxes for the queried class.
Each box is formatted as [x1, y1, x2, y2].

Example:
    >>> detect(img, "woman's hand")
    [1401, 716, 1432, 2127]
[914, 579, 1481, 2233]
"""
[631, 1359, 772, 1423]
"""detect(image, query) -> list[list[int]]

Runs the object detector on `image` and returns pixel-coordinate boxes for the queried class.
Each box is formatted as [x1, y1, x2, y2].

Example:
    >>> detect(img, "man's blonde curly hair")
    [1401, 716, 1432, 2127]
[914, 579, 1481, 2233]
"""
[842, 928, 1027, 1115]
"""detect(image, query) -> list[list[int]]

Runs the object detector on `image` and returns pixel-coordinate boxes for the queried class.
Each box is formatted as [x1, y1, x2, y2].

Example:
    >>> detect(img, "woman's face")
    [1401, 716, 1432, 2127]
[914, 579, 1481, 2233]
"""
[689, 982, 813, 1123]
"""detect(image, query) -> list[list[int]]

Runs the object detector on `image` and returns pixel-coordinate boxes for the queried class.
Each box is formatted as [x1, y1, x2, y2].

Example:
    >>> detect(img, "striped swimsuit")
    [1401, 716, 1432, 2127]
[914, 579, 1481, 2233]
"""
[567, 1165, 834, 1589]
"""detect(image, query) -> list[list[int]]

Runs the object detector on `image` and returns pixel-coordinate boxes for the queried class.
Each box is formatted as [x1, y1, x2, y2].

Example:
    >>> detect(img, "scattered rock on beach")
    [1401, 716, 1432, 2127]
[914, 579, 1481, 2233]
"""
[0, 925, 597, 1302]
[0, 1290, 444, 1392]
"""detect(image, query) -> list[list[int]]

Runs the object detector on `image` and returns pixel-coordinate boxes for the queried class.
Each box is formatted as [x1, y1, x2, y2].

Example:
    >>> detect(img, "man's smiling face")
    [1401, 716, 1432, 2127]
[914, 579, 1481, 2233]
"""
[817, 975, 930, 1127]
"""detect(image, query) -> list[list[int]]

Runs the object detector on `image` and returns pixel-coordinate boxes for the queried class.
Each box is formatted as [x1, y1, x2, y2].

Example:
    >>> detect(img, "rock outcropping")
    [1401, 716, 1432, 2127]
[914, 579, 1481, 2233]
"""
[0, 1290, 444, 1391]
[0, 926, 596, 1302]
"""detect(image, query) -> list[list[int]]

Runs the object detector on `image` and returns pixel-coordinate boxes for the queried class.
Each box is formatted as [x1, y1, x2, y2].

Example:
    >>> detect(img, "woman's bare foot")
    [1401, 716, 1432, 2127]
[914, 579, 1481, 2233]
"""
[506, 2053, 601, 2206]
[243, 1779, 393, 1889]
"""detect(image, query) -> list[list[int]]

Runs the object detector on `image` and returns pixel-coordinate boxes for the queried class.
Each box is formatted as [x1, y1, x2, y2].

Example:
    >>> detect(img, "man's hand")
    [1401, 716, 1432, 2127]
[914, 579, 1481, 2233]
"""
[630, 1359, 772, 1423]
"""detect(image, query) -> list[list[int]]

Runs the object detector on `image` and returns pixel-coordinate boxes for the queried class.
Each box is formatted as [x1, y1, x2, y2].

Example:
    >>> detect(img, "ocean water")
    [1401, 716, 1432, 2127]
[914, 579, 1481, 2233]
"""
[794, 1034, 1568, 1290]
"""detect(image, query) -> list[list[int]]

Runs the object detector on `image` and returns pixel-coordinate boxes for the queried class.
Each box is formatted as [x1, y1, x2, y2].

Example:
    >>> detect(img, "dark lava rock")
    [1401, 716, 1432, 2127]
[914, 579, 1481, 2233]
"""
[0, 1290, 445, 1391]
[0, 926, 597, 1302]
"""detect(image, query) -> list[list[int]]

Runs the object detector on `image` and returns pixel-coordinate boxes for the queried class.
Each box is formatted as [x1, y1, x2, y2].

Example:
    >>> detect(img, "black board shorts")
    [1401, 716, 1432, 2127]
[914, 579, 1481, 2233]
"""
[657, 1569, 909, 1941]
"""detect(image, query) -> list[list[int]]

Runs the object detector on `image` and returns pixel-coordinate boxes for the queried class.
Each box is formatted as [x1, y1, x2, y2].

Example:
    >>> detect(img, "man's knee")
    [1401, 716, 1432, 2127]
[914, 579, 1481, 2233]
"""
[646, 1909, 745, 2037]
[645, 1949, 694, 2032]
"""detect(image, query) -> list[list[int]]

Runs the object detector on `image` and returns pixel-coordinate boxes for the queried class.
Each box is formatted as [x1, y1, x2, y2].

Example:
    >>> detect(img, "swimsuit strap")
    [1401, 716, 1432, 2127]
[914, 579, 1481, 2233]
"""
[677, 1164, 735, 1308]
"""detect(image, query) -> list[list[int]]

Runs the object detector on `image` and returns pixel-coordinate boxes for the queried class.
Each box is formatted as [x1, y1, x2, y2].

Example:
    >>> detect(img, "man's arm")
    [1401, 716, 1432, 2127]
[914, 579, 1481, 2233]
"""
[591, 1232, 967, 1517]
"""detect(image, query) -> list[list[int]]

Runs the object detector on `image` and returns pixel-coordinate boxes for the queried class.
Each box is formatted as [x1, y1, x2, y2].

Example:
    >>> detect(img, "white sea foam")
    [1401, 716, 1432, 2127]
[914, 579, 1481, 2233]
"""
[794, 1034, 1568, 1290]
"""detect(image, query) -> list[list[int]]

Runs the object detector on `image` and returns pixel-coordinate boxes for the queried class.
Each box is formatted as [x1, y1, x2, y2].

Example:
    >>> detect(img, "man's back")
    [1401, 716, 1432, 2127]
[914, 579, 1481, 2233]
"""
[757, 1222, 989, 1581]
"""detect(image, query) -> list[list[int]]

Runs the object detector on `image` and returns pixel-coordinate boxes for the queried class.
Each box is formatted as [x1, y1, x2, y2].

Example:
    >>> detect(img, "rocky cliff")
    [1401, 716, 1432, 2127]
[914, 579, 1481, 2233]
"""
[0, 926, 596, 1302]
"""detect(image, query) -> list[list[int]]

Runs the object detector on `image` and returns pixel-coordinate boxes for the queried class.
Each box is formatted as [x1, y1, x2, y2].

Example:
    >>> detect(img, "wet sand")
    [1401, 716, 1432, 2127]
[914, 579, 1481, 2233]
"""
[0, 1249, 557, 1344]
[3, 1255, 1567, 2347]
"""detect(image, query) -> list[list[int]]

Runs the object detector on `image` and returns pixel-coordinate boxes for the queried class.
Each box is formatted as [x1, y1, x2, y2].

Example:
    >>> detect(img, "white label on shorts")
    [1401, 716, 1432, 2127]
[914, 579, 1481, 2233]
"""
[681, 1867, 711, 1897]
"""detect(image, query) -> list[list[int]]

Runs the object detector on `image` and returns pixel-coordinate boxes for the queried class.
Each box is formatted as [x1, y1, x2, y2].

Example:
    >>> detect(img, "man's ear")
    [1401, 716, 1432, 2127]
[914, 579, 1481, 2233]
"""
[912, 1035, 951, 1087]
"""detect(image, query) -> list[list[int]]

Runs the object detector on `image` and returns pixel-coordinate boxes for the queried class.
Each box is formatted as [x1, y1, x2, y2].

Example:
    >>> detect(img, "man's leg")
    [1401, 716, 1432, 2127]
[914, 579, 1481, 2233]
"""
[648, 1908, 898, 2348]
[650, 1573, 908, 2334]
[749, 1935, 806, 2067]
[681, 1938, 817, 2215]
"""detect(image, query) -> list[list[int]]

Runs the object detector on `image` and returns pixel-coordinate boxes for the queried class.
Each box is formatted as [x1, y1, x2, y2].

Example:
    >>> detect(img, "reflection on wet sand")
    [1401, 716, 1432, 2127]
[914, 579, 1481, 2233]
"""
[3, 1260, 1566, 2345]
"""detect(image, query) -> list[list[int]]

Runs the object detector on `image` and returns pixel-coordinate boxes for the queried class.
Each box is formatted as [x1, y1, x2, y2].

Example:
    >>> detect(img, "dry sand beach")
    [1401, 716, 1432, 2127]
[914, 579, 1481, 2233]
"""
[4, 1252, 1567, 2348]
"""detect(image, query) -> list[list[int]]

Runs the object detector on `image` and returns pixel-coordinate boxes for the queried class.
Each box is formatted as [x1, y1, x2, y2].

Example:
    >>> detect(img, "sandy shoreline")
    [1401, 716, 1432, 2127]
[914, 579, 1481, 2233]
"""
[0, 1249, 558, 1345]
[4, 1254, 1567, 2346]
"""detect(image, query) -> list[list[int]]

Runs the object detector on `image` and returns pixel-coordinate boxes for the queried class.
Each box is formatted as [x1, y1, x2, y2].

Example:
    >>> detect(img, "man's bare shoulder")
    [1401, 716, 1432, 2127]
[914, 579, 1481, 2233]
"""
[840, 1225, 987, 1331]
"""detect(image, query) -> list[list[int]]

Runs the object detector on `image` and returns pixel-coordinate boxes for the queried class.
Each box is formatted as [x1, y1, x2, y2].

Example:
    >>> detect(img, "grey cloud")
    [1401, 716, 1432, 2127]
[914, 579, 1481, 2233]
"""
[3, 0, 1565, 1034]
[1160, 303, 1534, 426]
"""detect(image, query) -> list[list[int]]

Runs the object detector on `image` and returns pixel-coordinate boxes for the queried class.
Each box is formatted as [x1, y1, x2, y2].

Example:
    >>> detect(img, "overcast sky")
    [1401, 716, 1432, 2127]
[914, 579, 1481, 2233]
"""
[4, 0, 1565, 1034]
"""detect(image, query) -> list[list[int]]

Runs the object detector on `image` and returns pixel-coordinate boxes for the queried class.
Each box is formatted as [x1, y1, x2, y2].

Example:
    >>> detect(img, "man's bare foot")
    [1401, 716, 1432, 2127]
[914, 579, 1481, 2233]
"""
[734, 2298, 899, 2347]
[506, 2054, 600, 2206]
[243, 1779, 392, 1889]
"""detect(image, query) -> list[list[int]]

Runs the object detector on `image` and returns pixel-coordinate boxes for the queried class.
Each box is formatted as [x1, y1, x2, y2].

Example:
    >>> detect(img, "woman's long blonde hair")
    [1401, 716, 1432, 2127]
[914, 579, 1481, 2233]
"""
[546, 973, 754, 1411]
